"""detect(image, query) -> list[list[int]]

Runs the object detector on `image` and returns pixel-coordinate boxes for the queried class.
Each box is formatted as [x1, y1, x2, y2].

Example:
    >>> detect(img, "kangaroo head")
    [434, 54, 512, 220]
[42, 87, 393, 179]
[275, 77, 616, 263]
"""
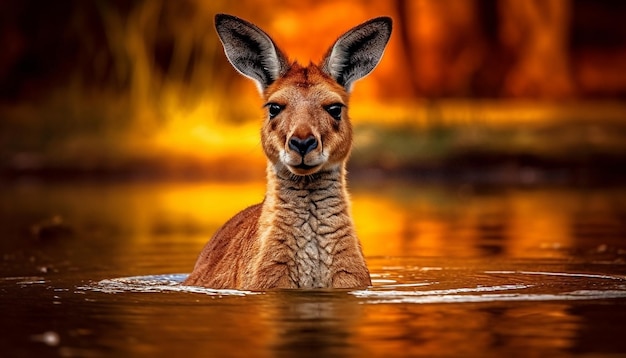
[215, 14, 392, 177]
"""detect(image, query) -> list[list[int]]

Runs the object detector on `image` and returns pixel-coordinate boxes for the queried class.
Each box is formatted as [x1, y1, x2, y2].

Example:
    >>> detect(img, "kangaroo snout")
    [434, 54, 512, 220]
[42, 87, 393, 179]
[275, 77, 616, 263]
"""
[289, 135, 318, 156]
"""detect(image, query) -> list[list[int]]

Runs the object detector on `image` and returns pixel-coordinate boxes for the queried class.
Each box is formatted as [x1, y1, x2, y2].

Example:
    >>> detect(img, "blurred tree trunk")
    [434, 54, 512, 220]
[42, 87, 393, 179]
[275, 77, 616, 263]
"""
[399, 0, 487, 97]
[393, 0, 420, 98]
[499, 0, 575, 98]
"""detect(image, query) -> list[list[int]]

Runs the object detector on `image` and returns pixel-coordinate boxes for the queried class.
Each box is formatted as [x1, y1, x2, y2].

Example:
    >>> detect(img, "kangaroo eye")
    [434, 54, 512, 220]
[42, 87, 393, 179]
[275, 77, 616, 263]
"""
[266, 103, 284, 119]
[325, 104, 343, 121]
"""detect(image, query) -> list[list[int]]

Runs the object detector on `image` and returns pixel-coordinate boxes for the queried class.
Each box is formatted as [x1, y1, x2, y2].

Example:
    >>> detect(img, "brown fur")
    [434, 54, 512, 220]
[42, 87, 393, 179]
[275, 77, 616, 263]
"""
[184, 14, 391, 290]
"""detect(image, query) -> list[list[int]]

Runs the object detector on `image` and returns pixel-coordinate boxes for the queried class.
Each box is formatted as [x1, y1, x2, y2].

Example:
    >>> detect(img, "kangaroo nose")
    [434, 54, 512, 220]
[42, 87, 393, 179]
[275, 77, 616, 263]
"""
[289, 135, 318, 156]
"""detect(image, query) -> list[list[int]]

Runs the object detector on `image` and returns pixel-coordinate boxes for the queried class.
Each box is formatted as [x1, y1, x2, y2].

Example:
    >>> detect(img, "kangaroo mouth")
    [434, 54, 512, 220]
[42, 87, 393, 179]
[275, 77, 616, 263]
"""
[294, 163, 316, 170]
[287, 161, 321, 176]
[280, 150, 327, 176]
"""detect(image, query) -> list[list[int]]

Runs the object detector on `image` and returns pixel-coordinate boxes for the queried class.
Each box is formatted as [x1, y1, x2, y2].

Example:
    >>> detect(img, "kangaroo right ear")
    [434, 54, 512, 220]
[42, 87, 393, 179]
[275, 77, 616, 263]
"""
[215, 14, 289, 93]
[322, 17, 392, 92]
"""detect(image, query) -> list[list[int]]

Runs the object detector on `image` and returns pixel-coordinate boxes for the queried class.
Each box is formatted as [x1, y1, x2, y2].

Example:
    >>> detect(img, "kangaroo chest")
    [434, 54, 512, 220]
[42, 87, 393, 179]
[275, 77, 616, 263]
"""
[268, 183, 351, 288]
[290, 207, 328, 287]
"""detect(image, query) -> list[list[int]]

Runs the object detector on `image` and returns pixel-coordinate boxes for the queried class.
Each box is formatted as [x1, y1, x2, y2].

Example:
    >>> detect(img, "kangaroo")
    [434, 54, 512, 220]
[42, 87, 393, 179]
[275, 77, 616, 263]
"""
[184, 14, 392, 290]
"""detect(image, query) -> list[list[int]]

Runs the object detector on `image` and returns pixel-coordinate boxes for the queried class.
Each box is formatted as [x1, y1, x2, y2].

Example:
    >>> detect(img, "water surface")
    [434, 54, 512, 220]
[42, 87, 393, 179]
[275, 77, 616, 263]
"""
[1, 180, 625, 356]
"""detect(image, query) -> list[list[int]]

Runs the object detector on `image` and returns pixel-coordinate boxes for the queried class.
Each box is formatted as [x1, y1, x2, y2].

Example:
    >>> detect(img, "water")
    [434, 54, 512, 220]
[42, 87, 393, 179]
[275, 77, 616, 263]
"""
[1, 180, 626, 357]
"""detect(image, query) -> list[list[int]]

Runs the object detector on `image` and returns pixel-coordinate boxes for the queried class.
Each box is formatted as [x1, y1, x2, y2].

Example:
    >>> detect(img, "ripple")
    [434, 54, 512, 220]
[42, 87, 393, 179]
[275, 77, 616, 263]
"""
[484, 270, 626, 280]
[78, 270, 626, 304]
[355, 284, 532, 297]
[79, 274, 257, 296]
[351, 290, 626, 304]
[354, 270, 626, 304]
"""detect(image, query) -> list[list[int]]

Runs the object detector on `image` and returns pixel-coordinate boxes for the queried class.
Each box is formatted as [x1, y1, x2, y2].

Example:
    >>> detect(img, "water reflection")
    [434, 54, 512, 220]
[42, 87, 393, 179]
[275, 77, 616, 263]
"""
[2, 181, 626, 273]
[76, 268, 626, 357]
[2, 180, 626, 356]
[351, 184, 626, 260]
[348, 303, 579, 356]
[262, 291, 364, 357]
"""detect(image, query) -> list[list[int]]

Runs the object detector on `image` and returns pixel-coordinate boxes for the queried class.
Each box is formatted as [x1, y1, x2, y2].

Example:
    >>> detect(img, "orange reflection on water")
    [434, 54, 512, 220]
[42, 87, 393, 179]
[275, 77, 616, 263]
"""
[352, 302, 580, 356]
[139, 181, 614, 260]
[14, 180, 622, 269]
[4, 181, 625, 356]
[350, 184, 583, 259]
[116, 181, 608, 258]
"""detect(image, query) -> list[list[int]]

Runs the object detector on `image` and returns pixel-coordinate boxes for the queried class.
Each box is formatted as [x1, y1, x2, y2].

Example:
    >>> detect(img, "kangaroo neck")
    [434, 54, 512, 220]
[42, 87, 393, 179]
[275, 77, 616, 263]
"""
[260, 162, 354, 288]
[267, 162, 347, 199]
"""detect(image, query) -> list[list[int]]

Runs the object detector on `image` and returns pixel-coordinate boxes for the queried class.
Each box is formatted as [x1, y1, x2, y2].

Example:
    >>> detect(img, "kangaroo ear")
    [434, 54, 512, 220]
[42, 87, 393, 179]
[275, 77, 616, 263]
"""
[322, 17, 392, 92]
[215, 14, 289, 93]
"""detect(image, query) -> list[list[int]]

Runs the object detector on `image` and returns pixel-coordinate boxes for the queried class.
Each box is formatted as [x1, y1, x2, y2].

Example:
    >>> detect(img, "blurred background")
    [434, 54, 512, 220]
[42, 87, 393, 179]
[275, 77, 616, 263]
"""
[2, 6, 626, 354]
[1, 0, 625, 183]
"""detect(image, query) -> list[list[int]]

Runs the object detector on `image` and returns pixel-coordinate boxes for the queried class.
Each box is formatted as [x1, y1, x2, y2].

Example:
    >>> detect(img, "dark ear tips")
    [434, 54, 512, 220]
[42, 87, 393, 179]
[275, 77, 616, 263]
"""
[214, 13, 226, 24]
[214, 13, 239, 32]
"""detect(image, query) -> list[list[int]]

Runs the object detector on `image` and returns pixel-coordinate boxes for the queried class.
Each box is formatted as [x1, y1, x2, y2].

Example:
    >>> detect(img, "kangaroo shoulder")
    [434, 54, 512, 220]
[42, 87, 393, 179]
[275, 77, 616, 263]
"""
[184, 203, 262, 287]
[219, 203, 262, 239]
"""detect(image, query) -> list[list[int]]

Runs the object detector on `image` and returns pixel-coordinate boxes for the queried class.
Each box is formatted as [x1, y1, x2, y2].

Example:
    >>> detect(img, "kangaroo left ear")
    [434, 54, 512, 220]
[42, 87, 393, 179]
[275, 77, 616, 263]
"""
[215, 14, 289, 93]
[321, 17, 392, 92]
